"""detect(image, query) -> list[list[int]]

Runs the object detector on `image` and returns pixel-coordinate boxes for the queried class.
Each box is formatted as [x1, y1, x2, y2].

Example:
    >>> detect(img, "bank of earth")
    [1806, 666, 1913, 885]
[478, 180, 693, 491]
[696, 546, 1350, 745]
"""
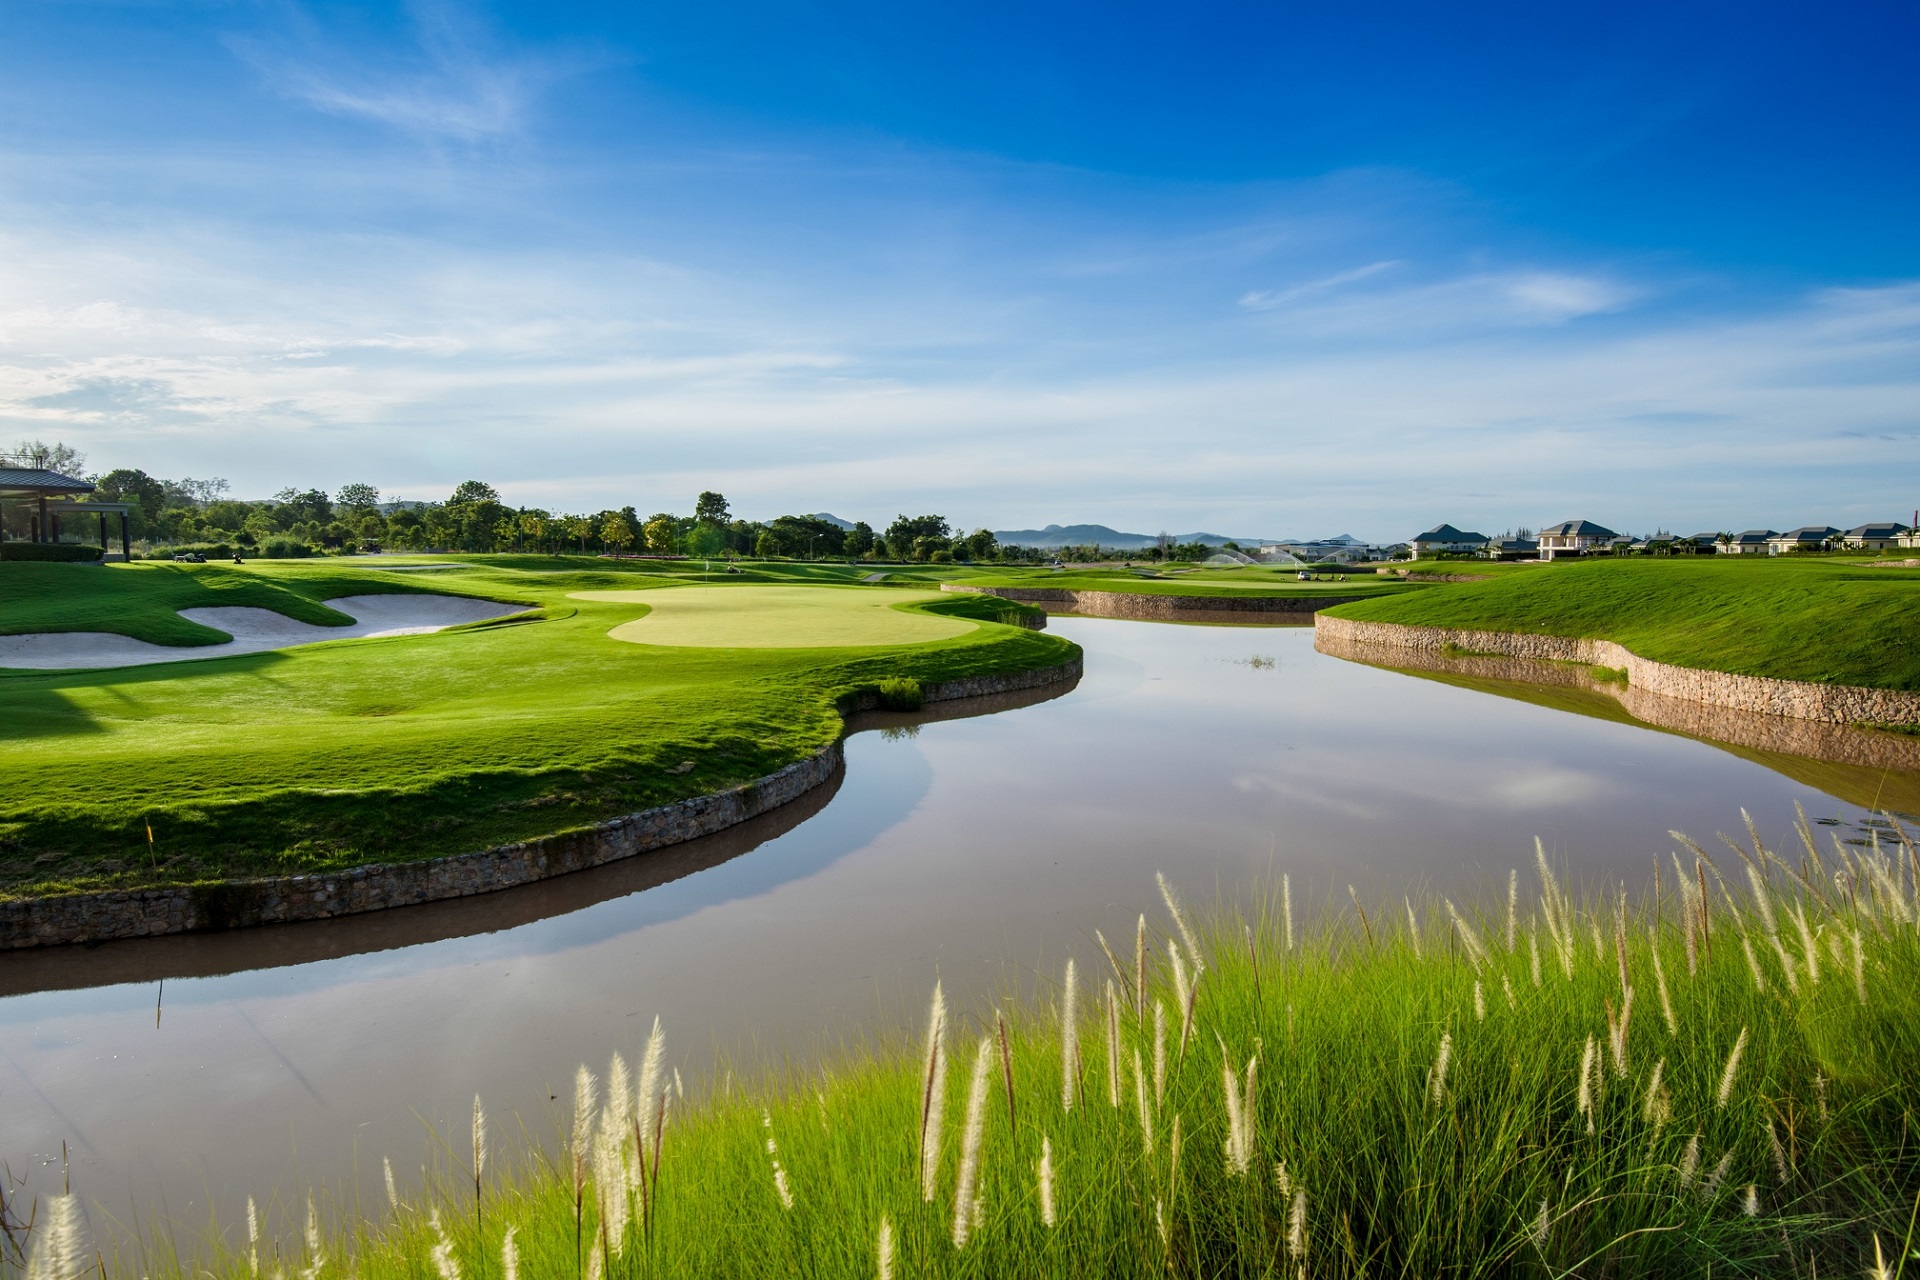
[0, 558, 1073, 902]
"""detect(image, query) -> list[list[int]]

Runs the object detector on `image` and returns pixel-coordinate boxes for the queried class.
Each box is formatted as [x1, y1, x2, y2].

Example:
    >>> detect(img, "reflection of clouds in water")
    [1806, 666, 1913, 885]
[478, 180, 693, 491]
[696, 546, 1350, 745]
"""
[1233, 759, 1613, 817]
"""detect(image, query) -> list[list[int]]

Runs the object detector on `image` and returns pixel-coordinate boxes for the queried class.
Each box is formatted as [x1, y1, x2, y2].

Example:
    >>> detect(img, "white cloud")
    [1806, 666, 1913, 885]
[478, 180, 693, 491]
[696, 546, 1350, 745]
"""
[1239, 259, 1403, 310]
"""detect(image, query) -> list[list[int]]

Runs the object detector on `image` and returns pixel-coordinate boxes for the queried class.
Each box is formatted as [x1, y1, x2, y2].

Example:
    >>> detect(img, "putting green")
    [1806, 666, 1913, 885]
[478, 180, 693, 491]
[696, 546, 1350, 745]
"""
[570, 585, 977, 648]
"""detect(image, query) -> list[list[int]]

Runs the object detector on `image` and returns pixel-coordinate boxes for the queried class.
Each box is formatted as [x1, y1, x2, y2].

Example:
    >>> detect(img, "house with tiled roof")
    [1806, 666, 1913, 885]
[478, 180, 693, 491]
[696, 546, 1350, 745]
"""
[1840, 522, 1910, 551]
[1408, 524, 1488, 559]
[1767, 526, 1841, 555]
[1536, 519, 1617, 560]
[1718, 529, 1776, 555]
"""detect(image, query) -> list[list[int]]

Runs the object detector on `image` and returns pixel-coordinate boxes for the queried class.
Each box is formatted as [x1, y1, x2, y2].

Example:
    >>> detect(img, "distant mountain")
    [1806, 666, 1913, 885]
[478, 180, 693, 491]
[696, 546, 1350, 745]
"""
[992, 523, 1285, 550]
[807, 513, 856, 530]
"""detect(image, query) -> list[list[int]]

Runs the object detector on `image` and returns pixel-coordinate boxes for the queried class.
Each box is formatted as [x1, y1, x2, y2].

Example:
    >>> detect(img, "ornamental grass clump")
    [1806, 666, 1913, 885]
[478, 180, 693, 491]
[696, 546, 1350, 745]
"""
[49, 812, 1920, 1280]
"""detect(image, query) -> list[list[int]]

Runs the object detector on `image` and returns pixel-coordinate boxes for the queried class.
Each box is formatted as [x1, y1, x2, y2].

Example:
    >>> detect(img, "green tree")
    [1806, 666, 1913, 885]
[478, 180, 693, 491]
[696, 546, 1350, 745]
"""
[694, 491, 730, 525]
[754, 530, 779, 558]
[685, 523, 725, 558]
[962, 528, 998, 561]
[595, 513, 631, 553]
[643, 516, 679, 554]
[93, 469, 168, 523]
[885, 514, 950, 560]
[4, 439, 86, 474]
[844, 521, 875, 559]
[274, 488, 335, 525]
[449, 480, 501, 506]
[337, 483, 380, 511]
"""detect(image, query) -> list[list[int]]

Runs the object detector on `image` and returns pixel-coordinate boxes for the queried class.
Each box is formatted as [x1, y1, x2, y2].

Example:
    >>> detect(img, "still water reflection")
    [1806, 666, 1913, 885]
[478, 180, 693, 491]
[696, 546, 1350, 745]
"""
[0, 618, 1904, 1244]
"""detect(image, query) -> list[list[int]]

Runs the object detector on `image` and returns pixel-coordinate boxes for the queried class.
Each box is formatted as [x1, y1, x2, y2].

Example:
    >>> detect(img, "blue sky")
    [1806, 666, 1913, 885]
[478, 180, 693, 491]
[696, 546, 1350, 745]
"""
[1, 1, 1915, 539]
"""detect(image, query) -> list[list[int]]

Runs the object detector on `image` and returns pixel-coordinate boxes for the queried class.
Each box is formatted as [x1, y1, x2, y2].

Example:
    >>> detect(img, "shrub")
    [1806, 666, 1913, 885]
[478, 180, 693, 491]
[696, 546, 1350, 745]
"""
[0, 542, 103, 562]
[260, 538, 313, 559]
[875, 676, 923, 711]
[929, 549, 954, 563]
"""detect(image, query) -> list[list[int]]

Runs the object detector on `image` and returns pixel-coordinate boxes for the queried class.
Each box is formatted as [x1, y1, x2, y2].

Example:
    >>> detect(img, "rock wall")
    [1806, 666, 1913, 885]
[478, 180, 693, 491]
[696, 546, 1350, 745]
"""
[943, 583, 1371, 619]
[1314, 614, 1920, 728]
[1, 656, 1083, 950]
[1313, 631, 1920, 774]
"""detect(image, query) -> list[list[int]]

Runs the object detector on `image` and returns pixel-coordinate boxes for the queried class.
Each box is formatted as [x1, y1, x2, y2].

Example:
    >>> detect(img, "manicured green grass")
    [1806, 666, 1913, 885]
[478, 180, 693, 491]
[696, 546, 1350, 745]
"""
[1324, 557, 1920, 689]
[0, 560, 1076, 897]
[898, 565, 1418, 600]
[98, 838, 1920, 1279]
[576, 585, 977, 648]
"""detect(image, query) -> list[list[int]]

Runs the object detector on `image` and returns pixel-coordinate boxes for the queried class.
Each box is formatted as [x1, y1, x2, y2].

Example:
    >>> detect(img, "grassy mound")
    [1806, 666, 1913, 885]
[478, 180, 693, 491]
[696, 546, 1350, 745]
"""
[0, 559, 1076, 896]
[576, 585, 978, 648]
[1323, 558, 1920, 689]
[75, 819, 1920, 1278]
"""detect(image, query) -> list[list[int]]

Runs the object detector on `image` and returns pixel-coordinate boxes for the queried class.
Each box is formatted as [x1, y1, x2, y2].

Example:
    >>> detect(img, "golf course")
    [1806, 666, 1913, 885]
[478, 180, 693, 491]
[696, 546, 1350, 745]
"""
[0, 558, 1076, 900]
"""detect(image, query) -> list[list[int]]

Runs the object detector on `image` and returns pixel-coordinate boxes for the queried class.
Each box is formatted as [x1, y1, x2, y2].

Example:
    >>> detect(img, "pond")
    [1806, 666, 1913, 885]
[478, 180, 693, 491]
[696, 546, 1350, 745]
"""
[1, 616, 1910, 1247]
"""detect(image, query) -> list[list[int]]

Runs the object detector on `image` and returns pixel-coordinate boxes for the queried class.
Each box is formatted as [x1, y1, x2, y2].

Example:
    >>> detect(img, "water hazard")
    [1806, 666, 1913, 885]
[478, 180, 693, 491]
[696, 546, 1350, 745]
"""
[1, 617, 1910, 1246]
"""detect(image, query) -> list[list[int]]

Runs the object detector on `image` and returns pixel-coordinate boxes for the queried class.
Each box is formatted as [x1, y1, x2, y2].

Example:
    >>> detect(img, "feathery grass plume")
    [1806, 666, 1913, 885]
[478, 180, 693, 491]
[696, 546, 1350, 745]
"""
[1094, 927, 1127, 996]
[952, 1035, 994, 1248]
[1506, 869, 1519, 951]
[1649, 934, 1677, 1035]
[1502, 974, 1517, 1010]
[1642, 1058, 1670, 1130]
[763, 1110, 795, 1211]
[429, 1210, 462, 1280]
[1588, 917, 1605, 963]
[1535, 838, 1574, 976]
[1287, 1189, 1309, 1262]
[1614, 888, 1631, 995]
[1038, 1137, 1056, 1227]
[247, 1196, 260, 1278]
[1219, 1040, 1250, 1176]
[1703, 1150, 1734, 1200]
[1405, 897, 1422, 959]
[1153, 1001, 1168, 1106]
[1158, 871, 1204, 971]
[1716, 1026, 1749, 1110]
[1166, 942, 1191, 1035]
[571, 1065, 596, 1277]
[918, 982, 948, 1202]
[1852, 929, 1868, 1005]
[472, 1093, 487, 1241]
[1742, 850, 1780, 938]
[1473, 981, 1486, 1021]
[1577, 1035, 1597, 1132]
[1528, 928, 1542, 988]
[1282, 873, 1294, 953]
[1349, 884, 1374, 946]
[1105, 982, 1121, 1107]
[673, 1068, 684, 1100]
[1530, 1198, 1550, 1250]
[1609, 987, 1633, 1078]
[605, 1055, 631, 1154]
[501, 1226, 519, 1280]
[384, 1156, 399, 1213]
[875, 1215, 893, 1280]
[1792, 900, 1823, 984]
[1060, 957, 1080, 1113]
[1678, 1131, 1701, 1186]
[303, 1193, 324, 1278]
[1872, 1234, 1893, 1280]
[634, 1017, 666, 1169]
[1169, 1111, 1183, 1189]
[1135, 914, 1149, 1019]
[1154, 1199, 1168, 1247]
[1427, 1030, 1453, 1106]
[1740, 934, 1769, 995]
[1766, 1117, 1789, 1185]
[1273, 1161, 1292, 1197]
[25, 1193, 83, 1280]
[997, 1009, 1018, 1132]
[601, 1113, 633, 1256]
[1132, 1048, 1155, 1154]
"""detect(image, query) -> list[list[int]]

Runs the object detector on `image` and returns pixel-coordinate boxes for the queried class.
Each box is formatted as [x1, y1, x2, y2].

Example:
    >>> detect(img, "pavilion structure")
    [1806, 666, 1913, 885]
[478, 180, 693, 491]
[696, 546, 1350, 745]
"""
[0, 465, 132, 559]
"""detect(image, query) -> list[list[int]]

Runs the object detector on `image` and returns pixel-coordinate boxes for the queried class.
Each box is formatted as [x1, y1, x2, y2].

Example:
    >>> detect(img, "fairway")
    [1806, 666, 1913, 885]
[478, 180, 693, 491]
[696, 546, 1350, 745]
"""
[574, 584, 978, 647]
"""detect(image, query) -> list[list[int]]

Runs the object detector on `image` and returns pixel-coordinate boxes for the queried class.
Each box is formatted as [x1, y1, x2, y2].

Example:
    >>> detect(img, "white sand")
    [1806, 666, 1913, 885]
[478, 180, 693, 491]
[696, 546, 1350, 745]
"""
[0, 594, 525, 671]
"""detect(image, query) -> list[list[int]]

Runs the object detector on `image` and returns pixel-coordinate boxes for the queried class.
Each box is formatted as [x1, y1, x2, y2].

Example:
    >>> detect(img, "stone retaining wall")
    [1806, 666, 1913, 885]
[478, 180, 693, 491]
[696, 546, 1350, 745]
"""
[1314, 614, 1920, 728]
[1314, 631, 1920, 773]
[943, 583, 1370, 619]
[1, 656, 1083, 950]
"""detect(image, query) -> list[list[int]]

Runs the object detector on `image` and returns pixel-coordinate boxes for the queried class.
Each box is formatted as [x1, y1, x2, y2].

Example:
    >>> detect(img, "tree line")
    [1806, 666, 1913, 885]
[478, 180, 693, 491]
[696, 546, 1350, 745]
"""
[2, 440, 1047, 562]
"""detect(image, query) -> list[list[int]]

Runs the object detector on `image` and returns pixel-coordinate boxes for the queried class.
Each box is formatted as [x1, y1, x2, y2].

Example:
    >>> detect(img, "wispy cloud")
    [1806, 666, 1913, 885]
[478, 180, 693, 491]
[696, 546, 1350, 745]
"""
[1239, 260, 1402, 310]
[227, 0, 601, 142]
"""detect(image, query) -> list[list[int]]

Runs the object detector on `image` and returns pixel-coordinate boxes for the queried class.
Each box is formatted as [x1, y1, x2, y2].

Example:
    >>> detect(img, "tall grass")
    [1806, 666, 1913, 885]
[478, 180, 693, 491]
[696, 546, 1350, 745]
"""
[23, 810, 1920, 1279]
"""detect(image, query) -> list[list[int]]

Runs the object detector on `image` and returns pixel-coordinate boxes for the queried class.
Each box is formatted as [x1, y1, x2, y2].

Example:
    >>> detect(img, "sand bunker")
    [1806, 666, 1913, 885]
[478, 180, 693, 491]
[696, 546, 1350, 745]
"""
[571, 585, 975, 648]
[0, 594, 525, 671]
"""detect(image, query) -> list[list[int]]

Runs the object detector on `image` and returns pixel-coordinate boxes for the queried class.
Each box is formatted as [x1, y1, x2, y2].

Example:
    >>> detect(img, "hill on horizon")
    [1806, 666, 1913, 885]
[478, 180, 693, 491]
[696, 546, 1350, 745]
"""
[990, 523, 1286, 550]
